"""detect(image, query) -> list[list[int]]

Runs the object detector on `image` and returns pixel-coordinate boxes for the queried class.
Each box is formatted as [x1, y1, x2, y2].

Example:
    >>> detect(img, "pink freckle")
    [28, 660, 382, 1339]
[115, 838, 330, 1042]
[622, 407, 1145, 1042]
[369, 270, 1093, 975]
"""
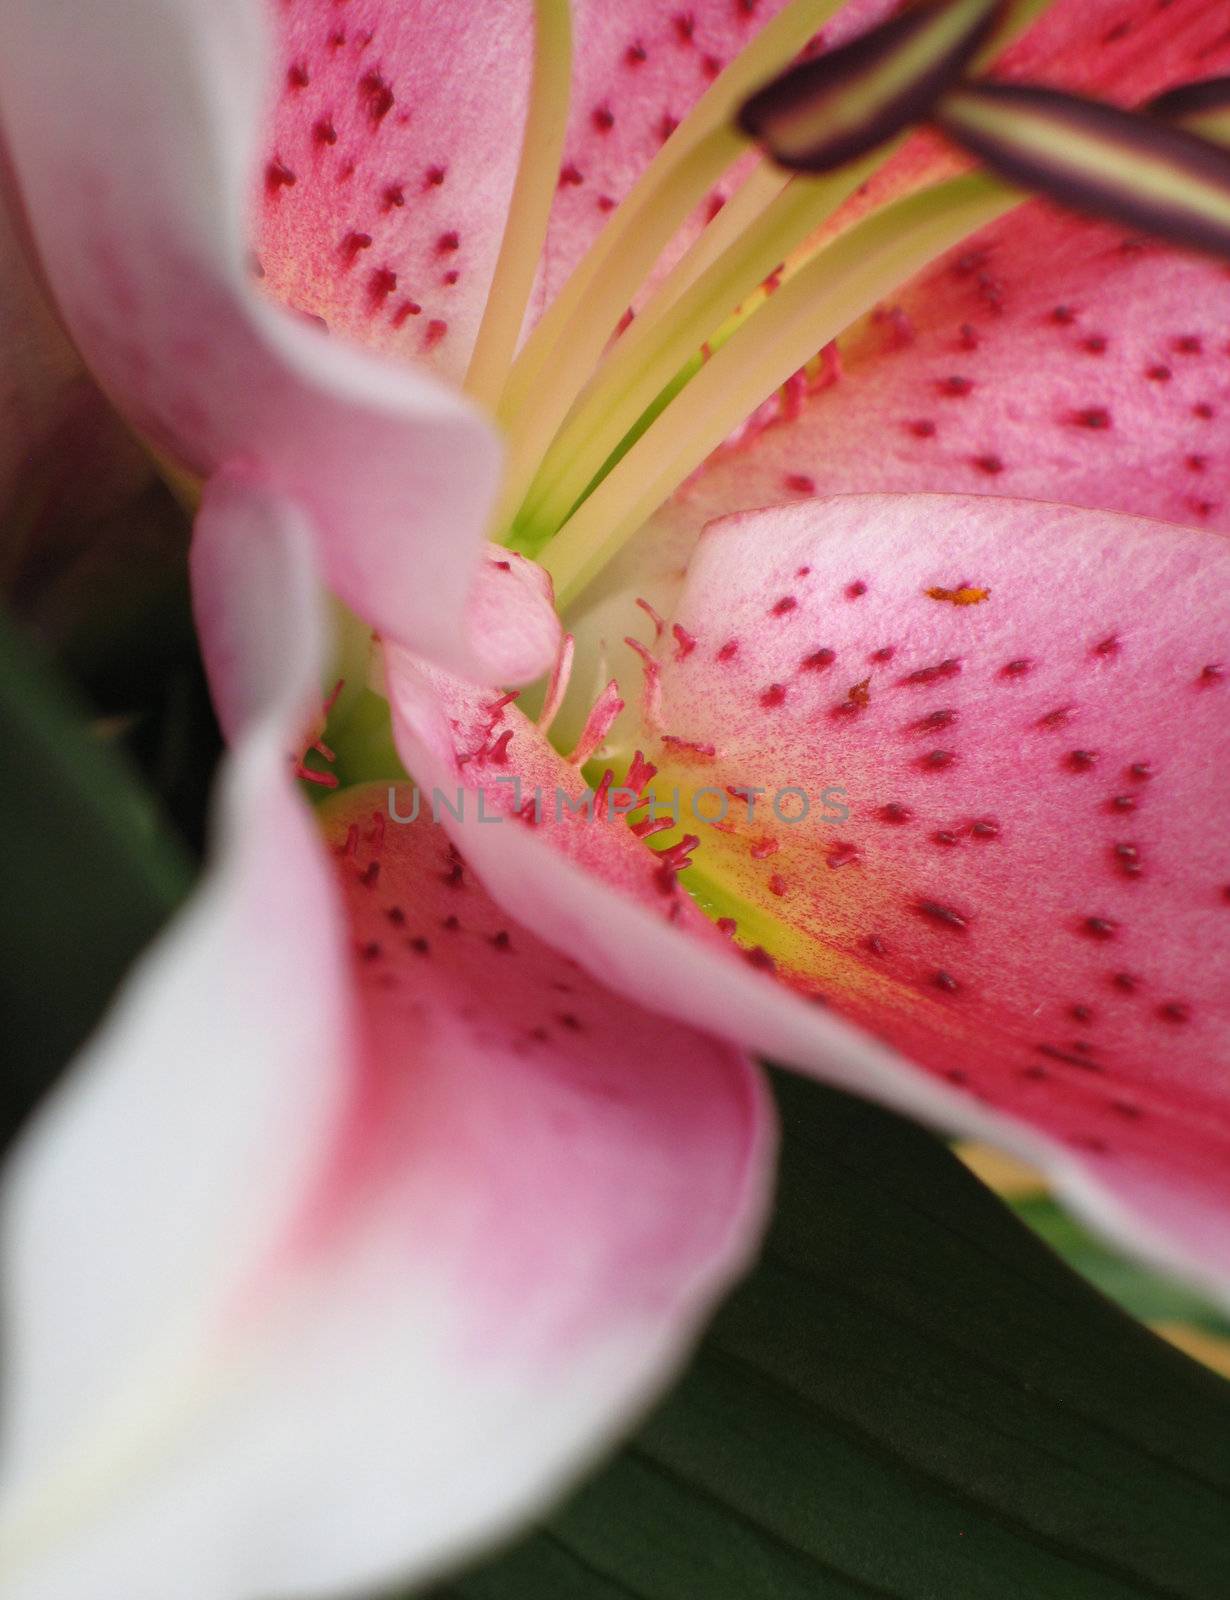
[846, 580, 867, 599]
[802, 647, 834, 671]
[359, 861, 380, 889]
[672, 623, 696, 660]
[1157, 1001, 1190, 1023]
[408, 936, 429, 956]
[717, 917, 737, 936]
[795, 565, 811, 578]
[958, 322, 979, 351]
[442, 269, 459, 286]
[1113, 842, 1142, 878]
[382, 184, 405, 209]
[626, 39, 647, 65]
[745, 946, 776, 972]
[970, 817, 1000, 840]
[913, 707, 956, 733]
[314, 117, 339, 146]
[1036, 705, 1073, 730]
[878, 802, 912, 824]
[437, 230, 460, 253]
[932, 830, 958, 847]
[337, 161, 355, 183]
[674, 11, 695, 42]
[717, 639, 738, 662]
[1187, 453, 1208, 473]
[328, 29, 345, 49]
[1112, 971, 1139, 992]
[596, 194, 616, 212]
[1187, 497, 1216, 518]
[938, 375, 972, 397]
[1072, 406, 1111, 429]
[933, 970, 960, 994]
[423, 319, 448, 350]
[367, 266, 397, 306]
[359, 70, 395, 124]
[750, 837, 779, 859]
[288, 61, 310, 89]
[658, 113, 680, 142]
[392, 299, 422, 327]
[1000, 657, 1032, 678]
[1109, 793, 1136, 813]
[265, 159, 296, 192]
[1174, 334, 1203, 354]
[1128, 760, 1152, 781]
[1199, 662, 1224, 686]
[1069, 1003, 1093, 1023]
[760, 683, 787, 708]
[870, 646, 895, 664]
[490, 930, 512, 952]
[920, 749, 957, 771]
[769, 873, 787, 897]
[1065, 748, 1097, 772]
[1145, 363, 1171, 382]
[559, 162, 584, 187]
[1081, 916, 1118, 940]
[1093, 634, 1120, 658]
[901, 657, 962, 687]
[863, 934, 887, 955]
[1050, 305, 1076, 324]
[340, 230, 372, 264]
[702, 53, 722, 79]
[826, 843, 860, 869]
[913, 898, 968, 932]
[784, 472, 815, 493]
[591, 103, 614, 132]
[1193, 401, 1215, 419]
[973, 453, 1003, 475]
[771, 595, 797, 616]
[908, 418, 937, 438]
[1082, 335, 1107, 354]
[424, 165, 446, 187]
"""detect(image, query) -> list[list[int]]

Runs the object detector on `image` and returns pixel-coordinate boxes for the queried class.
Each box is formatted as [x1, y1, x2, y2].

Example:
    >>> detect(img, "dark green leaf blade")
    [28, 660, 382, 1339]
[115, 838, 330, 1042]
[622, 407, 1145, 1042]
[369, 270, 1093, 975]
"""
[430, 1073, 1230, 1600]
[0, 608, 192, 1142]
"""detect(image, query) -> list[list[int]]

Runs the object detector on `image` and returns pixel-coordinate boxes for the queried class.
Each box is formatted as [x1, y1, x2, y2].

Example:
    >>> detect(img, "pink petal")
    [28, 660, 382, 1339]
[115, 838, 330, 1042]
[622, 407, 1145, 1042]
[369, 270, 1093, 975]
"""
[0, 472, 769, 1599]
[385, 489, 1230, 1299]
[0, 0, 550, 683]
[726, 204, 1230, 533]
[643, 493, 1230, 1292]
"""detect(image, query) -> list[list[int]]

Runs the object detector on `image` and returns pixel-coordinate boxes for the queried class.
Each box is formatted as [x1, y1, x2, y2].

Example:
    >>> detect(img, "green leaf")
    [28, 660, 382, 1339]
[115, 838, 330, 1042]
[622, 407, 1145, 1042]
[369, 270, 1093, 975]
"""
[0, 608, 193, 1143]
[431, 1072, 1230, 1600]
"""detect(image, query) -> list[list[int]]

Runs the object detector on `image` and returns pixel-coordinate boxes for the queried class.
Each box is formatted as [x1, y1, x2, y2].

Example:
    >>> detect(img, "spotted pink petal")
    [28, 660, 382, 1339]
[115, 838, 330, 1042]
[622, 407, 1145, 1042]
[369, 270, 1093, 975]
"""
[0, 0, 553, 684]
[732, 201, 1230, 529]
[636, 492, 1230, 1294]
[0, 470, 769, 1600]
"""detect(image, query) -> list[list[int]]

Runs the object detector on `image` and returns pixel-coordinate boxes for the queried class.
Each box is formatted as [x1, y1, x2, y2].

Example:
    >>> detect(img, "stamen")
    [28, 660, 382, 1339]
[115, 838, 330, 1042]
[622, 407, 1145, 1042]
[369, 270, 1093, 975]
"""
[463, 0, 573, 409]
[1147, 77, 1230, 147]
[541, 171, 1017, 605]
[936, 83, 1230, 260]
[739, 0, 1005, 174]
[514, 146, 891, 546]
[493, 0, 852, 523]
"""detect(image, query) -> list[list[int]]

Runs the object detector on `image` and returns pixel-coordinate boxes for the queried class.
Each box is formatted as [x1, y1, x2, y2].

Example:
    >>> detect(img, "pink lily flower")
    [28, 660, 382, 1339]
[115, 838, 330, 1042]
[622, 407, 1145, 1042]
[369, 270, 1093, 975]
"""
[1, 1, 1229, 1596]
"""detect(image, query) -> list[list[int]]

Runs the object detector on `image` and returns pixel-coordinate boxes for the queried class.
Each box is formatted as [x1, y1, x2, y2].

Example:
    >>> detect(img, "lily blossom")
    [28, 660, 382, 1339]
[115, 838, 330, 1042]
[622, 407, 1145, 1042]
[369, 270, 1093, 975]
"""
[1, 2, 1229, 1597]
